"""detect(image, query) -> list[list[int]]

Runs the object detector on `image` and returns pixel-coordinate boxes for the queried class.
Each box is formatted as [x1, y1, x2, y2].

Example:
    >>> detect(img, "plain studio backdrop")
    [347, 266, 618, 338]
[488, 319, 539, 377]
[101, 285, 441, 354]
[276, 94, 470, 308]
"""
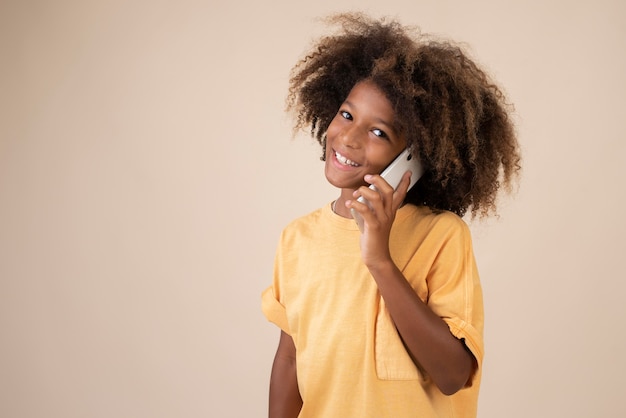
[1, 0, 624, 417]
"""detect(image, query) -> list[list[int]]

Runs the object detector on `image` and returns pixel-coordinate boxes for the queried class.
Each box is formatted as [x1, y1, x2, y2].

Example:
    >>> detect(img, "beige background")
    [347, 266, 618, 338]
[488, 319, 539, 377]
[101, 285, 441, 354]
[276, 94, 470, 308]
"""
[1, 0, 624, 417]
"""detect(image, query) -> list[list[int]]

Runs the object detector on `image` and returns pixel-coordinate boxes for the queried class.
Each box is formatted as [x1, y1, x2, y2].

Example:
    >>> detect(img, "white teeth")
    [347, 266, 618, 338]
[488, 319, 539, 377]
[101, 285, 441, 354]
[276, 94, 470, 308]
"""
[335, 151, 359, 167]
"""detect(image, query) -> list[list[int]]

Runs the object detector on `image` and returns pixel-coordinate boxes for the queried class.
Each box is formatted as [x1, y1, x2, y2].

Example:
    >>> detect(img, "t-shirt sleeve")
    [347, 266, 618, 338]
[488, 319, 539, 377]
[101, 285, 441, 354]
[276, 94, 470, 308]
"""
[261, 229, 292, 335]
[261, 285, 290, 334]
[425, 216, 485, 387]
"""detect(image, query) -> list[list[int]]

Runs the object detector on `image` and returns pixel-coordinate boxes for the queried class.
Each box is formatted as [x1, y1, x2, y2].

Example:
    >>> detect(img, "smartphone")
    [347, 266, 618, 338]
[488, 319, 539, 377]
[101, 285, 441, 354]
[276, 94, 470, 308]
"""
[351, 148, 423, 232]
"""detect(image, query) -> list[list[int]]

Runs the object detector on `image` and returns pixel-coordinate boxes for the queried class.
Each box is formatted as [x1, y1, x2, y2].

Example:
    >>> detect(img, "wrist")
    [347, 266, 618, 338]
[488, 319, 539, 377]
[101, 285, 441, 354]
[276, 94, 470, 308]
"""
[364, 255, 397, 277]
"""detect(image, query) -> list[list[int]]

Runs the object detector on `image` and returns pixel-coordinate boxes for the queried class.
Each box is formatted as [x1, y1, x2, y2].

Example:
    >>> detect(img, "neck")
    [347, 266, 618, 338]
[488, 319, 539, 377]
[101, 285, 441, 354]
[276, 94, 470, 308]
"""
[333, 190, 355, 219]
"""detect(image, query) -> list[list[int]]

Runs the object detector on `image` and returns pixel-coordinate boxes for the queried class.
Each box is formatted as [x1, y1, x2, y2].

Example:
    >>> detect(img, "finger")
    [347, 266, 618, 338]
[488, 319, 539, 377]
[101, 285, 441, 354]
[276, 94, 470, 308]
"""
[387, 171, 412, 213]
[392, 171, 413, 205]
[346, 198, 372, 232]
[355, 175, 394, 212]
[363, 174, 395, 196]
[354, 184, 382, 209]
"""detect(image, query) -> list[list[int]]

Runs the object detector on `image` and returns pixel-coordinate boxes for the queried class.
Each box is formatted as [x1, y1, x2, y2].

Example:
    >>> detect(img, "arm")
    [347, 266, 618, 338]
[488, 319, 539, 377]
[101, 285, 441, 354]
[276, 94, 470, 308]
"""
[367, 259, 474, 395]
[347, 172, 474, 395]
[269, 331, 302, 418]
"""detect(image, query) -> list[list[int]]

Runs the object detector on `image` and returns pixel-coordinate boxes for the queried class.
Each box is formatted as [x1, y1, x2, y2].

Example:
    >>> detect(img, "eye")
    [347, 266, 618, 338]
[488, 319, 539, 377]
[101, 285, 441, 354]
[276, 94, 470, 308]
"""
[339, 110, 352, 120]
[372, 128, 388, 139]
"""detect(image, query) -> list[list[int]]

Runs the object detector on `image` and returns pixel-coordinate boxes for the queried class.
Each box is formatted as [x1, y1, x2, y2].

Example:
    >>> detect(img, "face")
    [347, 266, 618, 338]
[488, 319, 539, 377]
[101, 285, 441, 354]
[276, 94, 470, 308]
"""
[324, 80, 407, 190]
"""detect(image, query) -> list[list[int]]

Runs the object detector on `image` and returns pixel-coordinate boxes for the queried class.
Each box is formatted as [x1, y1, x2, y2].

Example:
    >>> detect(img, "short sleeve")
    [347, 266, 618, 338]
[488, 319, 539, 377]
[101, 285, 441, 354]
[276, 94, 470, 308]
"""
[261, 286, 290, 334]
[444, 317, 483, 387]
[424, 216, 485, 387]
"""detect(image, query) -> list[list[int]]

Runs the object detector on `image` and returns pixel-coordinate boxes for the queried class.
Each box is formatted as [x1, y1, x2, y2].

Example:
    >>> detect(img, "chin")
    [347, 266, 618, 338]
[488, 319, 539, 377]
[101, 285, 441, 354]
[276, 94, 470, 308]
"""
[324, 170, 347, 189]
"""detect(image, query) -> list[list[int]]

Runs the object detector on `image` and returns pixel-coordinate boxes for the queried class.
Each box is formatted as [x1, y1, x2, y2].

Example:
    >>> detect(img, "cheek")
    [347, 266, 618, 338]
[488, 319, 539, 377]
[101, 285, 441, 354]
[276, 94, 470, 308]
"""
[325, 120, 339, 141]
[371, 145, 398, 165]
[368, 147, 404, 172]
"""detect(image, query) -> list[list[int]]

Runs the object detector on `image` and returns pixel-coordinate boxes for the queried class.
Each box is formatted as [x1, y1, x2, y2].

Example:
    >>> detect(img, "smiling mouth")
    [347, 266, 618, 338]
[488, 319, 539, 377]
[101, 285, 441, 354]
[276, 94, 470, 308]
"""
[334, 150, 360, 167]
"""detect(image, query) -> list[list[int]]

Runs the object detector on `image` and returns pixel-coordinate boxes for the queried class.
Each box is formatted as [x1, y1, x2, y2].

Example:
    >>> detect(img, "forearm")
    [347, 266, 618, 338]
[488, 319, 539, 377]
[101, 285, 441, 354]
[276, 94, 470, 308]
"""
[367, 260, 473, 395]
[269, 333, 302, 418]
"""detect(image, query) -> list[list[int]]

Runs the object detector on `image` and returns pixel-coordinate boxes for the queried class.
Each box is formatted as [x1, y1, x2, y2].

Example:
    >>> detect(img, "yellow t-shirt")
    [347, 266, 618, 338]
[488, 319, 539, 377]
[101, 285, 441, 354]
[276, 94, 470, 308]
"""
[262, 203, 484, 418]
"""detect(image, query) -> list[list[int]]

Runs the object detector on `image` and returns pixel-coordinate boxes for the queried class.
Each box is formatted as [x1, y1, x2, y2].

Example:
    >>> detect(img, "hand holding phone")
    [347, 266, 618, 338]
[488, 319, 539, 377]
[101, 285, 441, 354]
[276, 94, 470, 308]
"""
[351, 149, 423, 232]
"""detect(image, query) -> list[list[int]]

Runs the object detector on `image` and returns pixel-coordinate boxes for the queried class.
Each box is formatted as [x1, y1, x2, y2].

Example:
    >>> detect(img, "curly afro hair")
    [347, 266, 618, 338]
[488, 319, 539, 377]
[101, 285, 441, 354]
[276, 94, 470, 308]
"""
[287, 13, 521, 218]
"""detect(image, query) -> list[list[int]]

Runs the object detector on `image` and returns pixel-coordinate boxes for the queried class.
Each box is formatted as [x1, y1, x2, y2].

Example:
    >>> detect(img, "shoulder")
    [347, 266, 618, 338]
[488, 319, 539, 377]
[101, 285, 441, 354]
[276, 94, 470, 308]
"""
[392, 205, 473, 255]
[283, 206, 325, 232]
[397, 204, 469, 235]
[279, 205, 328, 244]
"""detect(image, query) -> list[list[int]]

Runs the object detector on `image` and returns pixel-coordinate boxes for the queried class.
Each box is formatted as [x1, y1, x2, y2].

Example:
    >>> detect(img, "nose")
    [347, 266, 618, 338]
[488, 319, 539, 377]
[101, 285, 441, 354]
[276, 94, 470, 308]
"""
[337, 124, 362, 149]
